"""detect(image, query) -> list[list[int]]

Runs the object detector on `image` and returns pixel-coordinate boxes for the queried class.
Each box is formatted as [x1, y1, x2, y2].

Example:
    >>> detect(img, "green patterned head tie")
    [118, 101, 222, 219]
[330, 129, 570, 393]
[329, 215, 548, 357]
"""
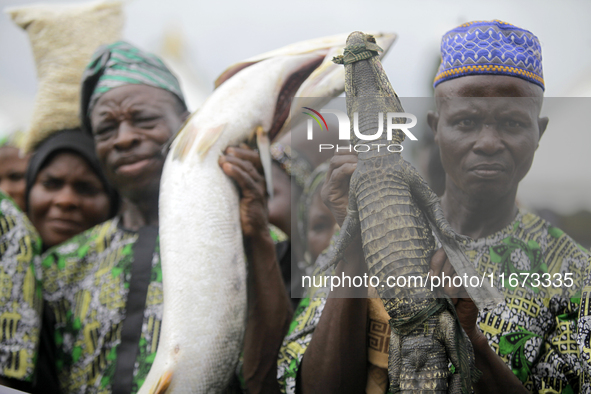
[80, 41, 186, 133]
[270, 142, 312, 189]
[333, 34, 383, 65]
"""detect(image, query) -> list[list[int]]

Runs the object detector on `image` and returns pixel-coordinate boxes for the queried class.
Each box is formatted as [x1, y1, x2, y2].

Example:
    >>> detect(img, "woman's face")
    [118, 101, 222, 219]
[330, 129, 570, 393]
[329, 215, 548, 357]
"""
[28, 152, 111, 248]
[307, 190, 337, 264]
[0, 146, 29, 211]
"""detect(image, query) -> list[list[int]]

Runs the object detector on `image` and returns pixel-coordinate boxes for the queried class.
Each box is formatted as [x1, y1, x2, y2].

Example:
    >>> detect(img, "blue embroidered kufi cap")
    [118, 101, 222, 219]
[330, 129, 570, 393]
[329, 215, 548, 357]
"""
[433, 20, 544, 90]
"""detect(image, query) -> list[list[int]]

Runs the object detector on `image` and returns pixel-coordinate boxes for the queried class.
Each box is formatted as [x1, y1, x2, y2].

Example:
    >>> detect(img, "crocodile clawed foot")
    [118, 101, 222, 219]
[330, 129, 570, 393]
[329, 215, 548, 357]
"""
[454, 233, 471, 244]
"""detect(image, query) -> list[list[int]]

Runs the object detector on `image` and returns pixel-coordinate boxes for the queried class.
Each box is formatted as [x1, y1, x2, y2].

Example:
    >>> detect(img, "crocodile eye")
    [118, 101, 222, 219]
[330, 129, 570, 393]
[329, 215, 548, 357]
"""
[366, 35, 376, 43]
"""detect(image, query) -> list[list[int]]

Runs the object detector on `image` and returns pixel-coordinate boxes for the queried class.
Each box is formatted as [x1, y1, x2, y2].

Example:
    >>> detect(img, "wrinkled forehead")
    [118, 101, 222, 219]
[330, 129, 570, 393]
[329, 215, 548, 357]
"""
[94, 84, 180, 110]
[434, 75, 544, 113]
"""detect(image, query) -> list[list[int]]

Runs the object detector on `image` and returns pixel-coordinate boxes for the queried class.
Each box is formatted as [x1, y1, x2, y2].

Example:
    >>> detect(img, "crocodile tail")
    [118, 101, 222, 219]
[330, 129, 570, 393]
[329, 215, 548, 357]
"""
[316, 210, 361, 272]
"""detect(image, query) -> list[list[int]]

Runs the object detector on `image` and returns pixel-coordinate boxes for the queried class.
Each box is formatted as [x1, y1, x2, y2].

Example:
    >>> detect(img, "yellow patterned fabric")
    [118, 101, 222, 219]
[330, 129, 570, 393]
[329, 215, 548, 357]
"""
[366, 287, 390, 394]
[40, 218, 162, 394]
[0, 192, 43, 382]
[277, 211, 591, 393]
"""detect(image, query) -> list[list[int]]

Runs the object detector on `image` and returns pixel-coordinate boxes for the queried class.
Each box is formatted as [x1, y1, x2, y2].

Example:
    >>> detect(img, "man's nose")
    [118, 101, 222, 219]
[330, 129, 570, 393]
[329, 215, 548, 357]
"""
[113, 121, 140, 151]
[472, 124, 504, 156]
[54, 185, 80, 210]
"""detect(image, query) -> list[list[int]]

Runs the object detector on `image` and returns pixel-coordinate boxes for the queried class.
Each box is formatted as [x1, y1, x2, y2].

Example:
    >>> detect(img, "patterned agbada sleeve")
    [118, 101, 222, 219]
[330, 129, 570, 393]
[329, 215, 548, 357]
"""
[0, 196, 43, 382]
[470, 215, 591, 393]
[577, 252, 591, 389]
[277, 274, 329, 394]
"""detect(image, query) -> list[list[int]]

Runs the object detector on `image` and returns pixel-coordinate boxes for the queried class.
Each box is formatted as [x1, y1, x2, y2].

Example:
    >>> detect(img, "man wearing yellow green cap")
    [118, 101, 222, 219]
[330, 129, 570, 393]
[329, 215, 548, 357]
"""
[31, 40, 291, 394]
[279, 20, 590, 394]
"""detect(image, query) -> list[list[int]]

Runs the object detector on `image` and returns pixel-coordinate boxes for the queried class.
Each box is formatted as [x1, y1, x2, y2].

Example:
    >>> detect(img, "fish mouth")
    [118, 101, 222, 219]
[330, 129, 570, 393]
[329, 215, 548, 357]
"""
[214, 53, 325, 142]
[268, 55, 325, 141]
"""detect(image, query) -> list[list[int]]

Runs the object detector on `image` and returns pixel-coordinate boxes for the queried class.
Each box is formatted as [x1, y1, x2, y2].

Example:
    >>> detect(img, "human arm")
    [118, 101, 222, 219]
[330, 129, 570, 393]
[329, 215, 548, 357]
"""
[429, 249, 528, 394]
[297, 152, 368, 394]
[219, 145, 292, 394]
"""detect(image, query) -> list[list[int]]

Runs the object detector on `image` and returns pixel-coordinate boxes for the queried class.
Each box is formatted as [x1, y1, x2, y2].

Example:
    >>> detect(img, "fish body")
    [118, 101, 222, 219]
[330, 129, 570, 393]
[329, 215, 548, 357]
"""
[138, 53, 322, 394]
[139, 31, 396, 393]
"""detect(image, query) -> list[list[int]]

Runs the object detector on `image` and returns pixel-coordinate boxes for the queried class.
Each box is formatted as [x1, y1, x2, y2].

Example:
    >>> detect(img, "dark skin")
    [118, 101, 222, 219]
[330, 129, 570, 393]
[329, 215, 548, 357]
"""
[91, 84, 188, 229]
[300, 152, 368, 394]
[301, 75, 548, 393]
[0, 146, 29, 211]
[28, 152, 111, 248]
[268, 162, 292, 236]
[90, 84, 290, 393]
[426, 75, 547, 394]
[220, 145, 293, 393]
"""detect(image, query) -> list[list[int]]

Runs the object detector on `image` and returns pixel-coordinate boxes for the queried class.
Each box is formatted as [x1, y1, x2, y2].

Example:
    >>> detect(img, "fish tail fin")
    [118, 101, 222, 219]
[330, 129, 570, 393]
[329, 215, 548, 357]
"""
[149, 370, 173, 394]
[173, 122, 227, 161]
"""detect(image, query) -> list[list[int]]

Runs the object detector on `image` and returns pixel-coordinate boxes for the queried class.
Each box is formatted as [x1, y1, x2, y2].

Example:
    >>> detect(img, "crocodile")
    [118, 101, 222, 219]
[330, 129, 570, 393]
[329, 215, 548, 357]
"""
[318, 31, 503, 393]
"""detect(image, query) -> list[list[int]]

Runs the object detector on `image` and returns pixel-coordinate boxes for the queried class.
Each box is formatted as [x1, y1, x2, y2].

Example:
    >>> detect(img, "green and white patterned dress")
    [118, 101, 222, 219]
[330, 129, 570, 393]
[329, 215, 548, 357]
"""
[40, 218, 162, 394]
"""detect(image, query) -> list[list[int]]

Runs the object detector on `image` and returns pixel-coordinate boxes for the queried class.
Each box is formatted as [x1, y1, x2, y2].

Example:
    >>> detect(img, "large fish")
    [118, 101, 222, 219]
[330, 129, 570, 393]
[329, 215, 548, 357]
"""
[139, 33, 396, 394]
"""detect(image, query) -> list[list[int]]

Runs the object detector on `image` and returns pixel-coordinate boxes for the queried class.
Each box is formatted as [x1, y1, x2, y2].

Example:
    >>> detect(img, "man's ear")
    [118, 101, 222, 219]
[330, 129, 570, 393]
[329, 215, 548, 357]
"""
[181, 110, 191, 123]
[537, 116, 549, 143]
[427, 111, 439, 142]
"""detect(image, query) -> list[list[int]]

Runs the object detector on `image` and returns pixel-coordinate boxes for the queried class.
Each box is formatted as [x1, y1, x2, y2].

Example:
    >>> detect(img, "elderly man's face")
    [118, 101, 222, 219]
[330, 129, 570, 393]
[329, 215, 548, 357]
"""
[429, 75, 548, 201]
[90, 85, 187, 200]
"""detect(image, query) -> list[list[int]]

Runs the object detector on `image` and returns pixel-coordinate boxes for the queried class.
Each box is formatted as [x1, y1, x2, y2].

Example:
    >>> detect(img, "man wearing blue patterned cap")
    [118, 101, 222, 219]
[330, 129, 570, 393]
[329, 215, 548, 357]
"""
[278, 20, 591, 394]
[32, 41, 292, 394]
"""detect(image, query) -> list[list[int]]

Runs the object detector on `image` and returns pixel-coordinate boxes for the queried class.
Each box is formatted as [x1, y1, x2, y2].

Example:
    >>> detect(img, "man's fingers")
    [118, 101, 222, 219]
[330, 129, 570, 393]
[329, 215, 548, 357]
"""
[324, 153, 357, 186]
[329, 152, 358, 167]
[220, 154, 263, 183]
[333, 148, 356, 157]
[221, 161, 261, 196]
[223, 145, 263, 173]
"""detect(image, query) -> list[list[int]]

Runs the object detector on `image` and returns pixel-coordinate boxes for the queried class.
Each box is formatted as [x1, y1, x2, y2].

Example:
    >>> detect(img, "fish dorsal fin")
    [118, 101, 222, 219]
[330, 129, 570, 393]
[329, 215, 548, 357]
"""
[195, 123, 226, 157]
[172, 122, 199, 161]
[172, 121, 226, 161]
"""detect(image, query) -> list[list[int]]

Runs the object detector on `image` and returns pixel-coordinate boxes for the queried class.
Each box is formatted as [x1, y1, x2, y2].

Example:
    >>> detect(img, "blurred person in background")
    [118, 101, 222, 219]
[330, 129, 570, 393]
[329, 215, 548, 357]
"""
[0, 131, 30, 211]
[269, 120, 340, 309]
[296, 161, 336, 272]
[269, 136, 313, 309]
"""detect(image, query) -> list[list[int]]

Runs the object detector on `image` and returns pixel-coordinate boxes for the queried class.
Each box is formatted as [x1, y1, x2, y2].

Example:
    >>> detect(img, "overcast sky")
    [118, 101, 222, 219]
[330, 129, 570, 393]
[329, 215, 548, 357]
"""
[1, 0, 590, 213]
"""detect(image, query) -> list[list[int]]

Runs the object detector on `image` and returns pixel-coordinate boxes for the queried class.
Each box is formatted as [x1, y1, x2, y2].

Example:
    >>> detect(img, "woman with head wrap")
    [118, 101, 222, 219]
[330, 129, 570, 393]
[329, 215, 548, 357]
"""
[0, 2, 124, 392]
[25, 129, 118, 249]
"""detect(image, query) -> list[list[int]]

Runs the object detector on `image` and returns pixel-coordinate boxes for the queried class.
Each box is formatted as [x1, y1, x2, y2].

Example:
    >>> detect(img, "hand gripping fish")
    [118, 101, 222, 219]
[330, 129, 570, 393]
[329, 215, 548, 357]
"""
[138, 33, 396, 394]
[317, 32, 503, 393]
